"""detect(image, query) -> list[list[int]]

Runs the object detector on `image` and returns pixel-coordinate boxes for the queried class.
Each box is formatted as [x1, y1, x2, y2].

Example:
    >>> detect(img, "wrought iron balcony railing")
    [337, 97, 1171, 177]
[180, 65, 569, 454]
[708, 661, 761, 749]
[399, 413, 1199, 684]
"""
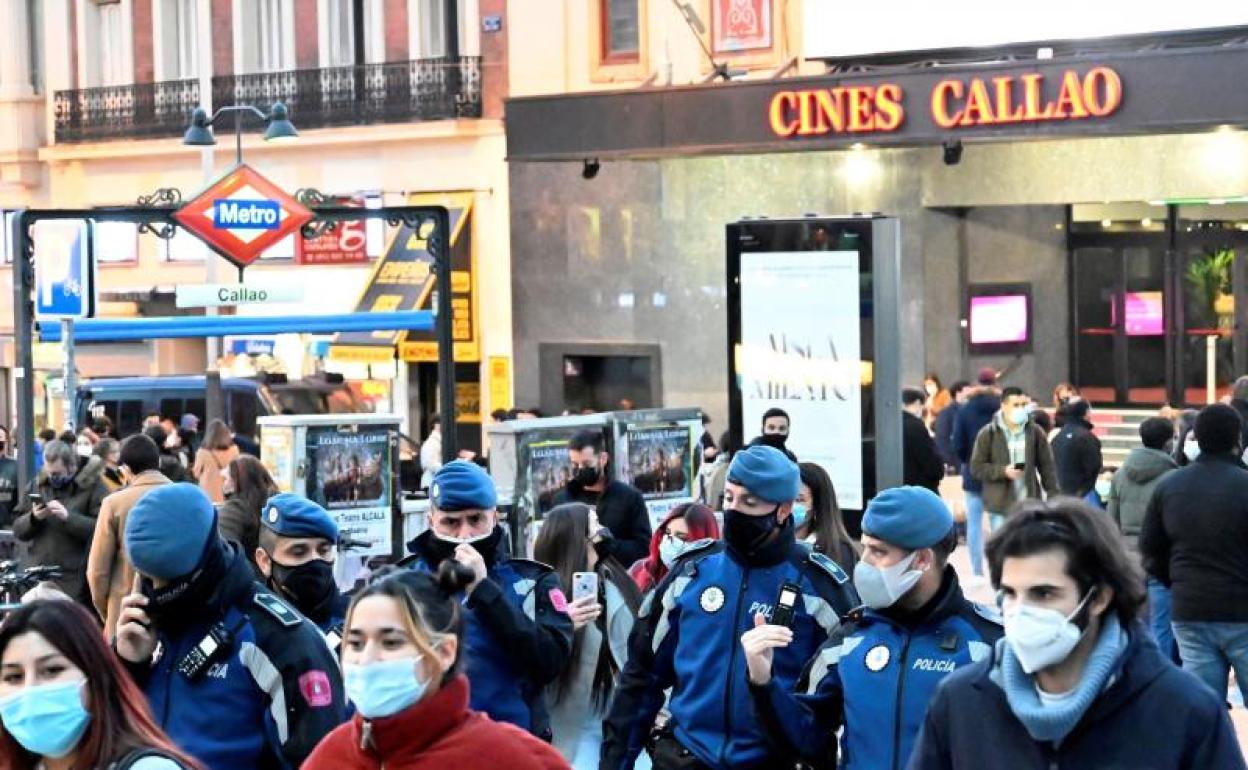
[53, 57, 482, 144]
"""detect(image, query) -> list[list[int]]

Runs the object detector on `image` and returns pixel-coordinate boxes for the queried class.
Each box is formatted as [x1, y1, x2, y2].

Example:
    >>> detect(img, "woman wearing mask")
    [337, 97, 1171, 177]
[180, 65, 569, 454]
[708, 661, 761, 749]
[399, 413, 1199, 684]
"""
[303, 564, 570, 769]
[0, 599, 205, 770]
[1173, 409, 1200, 467]
[217, 455, 278, 571]
[192, 420, 240, 504]
[534, 503, 641, 765]
[627, 502, 720, 593]
[795, 463, 860, 572]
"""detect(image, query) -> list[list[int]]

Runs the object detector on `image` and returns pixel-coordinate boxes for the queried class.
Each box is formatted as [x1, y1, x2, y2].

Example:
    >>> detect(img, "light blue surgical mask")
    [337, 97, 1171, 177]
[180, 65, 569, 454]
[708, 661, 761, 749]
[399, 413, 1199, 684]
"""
[791, 503, 809, 528]
[0, 679, 90, 758]
[344, 657, 429, 719]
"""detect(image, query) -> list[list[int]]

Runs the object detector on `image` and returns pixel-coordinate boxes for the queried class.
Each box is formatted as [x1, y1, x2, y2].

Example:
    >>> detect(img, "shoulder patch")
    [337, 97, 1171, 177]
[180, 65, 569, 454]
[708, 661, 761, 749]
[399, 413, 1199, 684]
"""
[971, 601, 1003, 626]
[253, 592, 301, 628]
[808, 551, 850, 585]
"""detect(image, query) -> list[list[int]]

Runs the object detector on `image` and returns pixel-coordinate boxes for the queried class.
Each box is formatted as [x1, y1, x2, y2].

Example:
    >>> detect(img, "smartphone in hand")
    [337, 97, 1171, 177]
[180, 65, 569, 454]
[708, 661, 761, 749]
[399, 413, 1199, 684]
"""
[572, 571, 599, 602]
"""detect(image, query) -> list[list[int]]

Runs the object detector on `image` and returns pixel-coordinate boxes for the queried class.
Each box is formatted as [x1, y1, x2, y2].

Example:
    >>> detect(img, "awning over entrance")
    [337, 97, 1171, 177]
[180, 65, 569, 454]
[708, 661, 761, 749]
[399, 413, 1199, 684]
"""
[505, 45, 1248, 161]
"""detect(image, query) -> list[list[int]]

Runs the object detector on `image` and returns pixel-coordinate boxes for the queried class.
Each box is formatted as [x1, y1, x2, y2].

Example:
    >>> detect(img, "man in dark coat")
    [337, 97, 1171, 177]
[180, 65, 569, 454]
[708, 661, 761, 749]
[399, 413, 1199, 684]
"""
[951, 369, 1002, 581]
[554, 430, 652, 566]
[933, 380, 971, 468]
[1050, 398, 1103, 501]
[902, 388, 944, 492]
[909, 499, 1243, 770]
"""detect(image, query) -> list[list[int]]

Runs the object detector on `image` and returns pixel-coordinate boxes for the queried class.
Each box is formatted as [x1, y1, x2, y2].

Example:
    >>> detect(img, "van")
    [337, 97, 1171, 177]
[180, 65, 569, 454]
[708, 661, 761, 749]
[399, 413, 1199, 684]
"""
[76, 373, 366, 438]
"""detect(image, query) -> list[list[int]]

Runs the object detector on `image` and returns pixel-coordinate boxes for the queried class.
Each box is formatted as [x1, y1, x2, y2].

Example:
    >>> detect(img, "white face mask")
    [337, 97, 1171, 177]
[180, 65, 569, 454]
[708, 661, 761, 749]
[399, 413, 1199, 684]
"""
[658, 534, 688, 568]
[1094, 477, 1111, 499]
[852, 551, 923, 609]
[1003, 591, 1094, 674]
[1183, 439, 1200, 462]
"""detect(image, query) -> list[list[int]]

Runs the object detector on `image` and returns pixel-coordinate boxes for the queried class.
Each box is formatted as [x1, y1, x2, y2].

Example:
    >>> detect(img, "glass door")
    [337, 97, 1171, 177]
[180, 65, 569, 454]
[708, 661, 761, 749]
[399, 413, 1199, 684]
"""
[1070, 204, 1170, 405]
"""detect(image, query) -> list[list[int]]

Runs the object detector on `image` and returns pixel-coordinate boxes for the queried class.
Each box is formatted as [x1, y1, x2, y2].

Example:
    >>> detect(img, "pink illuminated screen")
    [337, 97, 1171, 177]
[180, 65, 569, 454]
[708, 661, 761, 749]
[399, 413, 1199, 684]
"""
[1113, 291, 1164, 336]
[969, 294, 1029, 344]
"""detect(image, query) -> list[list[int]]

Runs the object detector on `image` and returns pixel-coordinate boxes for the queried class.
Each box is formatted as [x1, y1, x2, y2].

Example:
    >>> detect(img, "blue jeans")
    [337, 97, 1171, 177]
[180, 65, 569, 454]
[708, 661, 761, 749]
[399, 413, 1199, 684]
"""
[1145, 577, 1181, 664]
[964, 491, 985, 576]
[1172, 621, 1248, 705]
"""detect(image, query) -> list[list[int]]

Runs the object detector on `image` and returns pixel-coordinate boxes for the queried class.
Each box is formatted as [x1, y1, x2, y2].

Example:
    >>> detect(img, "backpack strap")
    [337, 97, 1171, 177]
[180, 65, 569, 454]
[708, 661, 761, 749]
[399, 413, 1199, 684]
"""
[108, 748, 179, 770]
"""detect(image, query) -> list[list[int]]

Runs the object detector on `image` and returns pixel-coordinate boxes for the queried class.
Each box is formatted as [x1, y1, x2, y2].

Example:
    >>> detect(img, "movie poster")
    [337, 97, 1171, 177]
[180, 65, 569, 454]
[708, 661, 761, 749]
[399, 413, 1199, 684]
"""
[622, 423, 695, 529]
[305, 427, 393, 557]
[738, 250, 864, 509]
[513, 428, 586, 532]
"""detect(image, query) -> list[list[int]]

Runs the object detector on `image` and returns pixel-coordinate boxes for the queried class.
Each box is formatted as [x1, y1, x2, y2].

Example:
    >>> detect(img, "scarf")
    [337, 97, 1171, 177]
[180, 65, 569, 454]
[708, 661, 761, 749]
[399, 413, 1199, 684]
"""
[998, 614, 1127, 745]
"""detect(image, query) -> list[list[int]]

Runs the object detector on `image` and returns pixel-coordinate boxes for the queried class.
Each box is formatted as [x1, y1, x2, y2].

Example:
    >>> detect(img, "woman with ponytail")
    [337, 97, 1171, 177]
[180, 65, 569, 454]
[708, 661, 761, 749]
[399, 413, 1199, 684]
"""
[0, 600, 204, 770]
[303, 561, 571, 769]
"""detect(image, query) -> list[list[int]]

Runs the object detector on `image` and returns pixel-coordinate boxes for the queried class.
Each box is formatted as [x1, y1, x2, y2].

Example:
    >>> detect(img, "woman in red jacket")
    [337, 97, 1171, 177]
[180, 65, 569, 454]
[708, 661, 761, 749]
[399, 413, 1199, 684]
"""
[303, 563, 570, 770]
[627, 502, 720, 593]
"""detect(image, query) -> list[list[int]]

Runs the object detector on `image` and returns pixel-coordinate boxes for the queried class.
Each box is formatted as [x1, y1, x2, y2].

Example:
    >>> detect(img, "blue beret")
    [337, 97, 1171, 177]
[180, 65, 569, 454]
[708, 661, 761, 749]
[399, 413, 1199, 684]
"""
[862, 486, 954, 550]
[125, 483, 217, 580]
[727, 445, 800, 504]
[261, 493, 339, 542]
[431, 460, 497, 511]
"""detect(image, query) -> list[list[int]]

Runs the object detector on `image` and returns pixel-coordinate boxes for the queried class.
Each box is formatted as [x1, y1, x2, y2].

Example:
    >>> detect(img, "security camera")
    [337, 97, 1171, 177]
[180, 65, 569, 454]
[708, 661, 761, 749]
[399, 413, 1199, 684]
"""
[942, 139, 963, 166]
[582, 159, 601, 180]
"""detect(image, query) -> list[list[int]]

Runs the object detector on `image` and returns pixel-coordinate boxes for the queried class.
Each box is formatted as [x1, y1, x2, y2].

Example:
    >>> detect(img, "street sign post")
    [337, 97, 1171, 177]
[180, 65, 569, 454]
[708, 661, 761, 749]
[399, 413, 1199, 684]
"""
[173, 164, 313, 271]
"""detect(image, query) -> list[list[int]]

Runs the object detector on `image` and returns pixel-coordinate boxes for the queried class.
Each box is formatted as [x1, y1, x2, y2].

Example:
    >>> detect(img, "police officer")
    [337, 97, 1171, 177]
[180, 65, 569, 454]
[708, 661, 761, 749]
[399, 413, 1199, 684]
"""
[403, 460, 573, 740]
[743, 486, 1002, 769]
[114, 483, 347, 770]
[601, 445, 859, 770]
[255, 492, 350, 646]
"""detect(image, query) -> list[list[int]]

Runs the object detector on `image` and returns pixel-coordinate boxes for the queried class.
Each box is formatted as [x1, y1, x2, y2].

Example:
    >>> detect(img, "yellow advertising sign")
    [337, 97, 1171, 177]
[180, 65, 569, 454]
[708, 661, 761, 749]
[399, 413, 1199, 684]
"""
[488, 356, 512, 411]
[456, 382, 482, 423]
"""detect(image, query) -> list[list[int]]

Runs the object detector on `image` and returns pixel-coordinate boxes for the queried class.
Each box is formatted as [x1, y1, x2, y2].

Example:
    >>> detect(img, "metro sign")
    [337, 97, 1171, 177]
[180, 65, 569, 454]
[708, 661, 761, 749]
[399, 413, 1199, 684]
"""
[173, 164, 313, 268]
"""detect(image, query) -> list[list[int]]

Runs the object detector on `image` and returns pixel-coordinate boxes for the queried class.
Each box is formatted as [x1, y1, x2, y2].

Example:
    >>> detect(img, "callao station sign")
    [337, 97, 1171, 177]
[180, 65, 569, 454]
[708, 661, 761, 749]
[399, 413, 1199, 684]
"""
[768, 65, 1123, 138]
[174, 164, 313, 268]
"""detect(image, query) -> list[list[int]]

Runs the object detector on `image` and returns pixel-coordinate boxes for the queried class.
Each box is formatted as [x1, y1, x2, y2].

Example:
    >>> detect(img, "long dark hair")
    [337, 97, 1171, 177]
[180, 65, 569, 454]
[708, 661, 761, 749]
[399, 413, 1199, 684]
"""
[0, 601, 205, 770]
[228, 455, 278, 515]
[798, 462, 860, 570]
[534, 503, 641, 711]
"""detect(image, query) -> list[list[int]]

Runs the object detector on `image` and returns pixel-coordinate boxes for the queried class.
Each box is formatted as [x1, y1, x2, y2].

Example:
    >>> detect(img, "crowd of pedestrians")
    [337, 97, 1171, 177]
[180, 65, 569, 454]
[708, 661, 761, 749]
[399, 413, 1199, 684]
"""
[0, 391, 1241, 770]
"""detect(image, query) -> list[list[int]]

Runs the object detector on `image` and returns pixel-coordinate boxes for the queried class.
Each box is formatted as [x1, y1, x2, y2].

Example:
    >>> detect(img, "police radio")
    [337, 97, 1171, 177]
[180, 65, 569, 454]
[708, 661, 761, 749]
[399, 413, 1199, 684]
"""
[177, 623, 234, 681]
[771, 582, 801, 628]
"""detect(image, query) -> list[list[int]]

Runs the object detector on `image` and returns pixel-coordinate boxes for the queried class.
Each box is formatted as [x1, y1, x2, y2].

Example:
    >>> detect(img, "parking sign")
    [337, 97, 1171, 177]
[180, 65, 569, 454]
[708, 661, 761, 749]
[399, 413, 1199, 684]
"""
[34, 220, 94, 321]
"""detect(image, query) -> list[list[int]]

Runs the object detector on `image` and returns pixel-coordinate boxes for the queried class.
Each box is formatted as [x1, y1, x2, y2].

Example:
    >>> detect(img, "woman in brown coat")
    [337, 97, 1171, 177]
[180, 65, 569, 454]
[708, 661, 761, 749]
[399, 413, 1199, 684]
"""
[193, 419, 239, 503]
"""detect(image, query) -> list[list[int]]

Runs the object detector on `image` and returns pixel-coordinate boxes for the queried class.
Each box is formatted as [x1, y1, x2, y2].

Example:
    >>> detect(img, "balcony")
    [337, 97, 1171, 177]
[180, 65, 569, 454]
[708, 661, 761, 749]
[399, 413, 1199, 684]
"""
[53, 57, 482, 144]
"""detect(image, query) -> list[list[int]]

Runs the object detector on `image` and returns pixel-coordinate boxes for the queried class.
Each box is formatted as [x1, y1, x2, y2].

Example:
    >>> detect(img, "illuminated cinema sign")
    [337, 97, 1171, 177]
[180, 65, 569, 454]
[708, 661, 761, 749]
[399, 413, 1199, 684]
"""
[767, 65, 1122, 138]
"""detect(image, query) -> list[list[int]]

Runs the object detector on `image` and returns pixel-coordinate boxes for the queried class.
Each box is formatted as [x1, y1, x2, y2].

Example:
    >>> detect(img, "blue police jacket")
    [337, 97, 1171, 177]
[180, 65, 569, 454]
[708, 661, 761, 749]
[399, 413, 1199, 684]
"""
[134, 543, 347, 770]
[751, 567, 1002, 770]
[406, 528, 574, 740]
[601, 524, 860, 770]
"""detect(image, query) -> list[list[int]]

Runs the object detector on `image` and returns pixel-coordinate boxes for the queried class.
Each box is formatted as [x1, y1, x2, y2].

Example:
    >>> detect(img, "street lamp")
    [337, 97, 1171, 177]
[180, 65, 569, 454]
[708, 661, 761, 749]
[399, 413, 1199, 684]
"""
[182, 102, 299, 163]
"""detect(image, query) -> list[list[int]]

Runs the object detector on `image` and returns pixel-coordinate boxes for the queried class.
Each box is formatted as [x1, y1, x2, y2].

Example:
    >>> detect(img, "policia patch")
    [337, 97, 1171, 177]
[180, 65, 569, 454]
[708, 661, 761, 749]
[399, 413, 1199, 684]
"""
[700, 586, 726, 613]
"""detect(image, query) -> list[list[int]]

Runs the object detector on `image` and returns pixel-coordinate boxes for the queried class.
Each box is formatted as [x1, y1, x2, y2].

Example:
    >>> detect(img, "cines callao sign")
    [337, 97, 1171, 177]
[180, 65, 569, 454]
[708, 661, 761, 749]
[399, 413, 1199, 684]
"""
[768, 66, 1123, 139]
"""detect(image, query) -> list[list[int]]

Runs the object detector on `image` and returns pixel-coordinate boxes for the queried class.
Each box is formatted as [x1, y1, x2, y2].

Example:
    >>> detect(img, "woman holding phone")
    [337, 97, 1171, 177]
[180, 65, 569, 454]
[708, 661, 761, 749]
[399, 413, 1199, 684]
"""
[533, 503, 641, 766]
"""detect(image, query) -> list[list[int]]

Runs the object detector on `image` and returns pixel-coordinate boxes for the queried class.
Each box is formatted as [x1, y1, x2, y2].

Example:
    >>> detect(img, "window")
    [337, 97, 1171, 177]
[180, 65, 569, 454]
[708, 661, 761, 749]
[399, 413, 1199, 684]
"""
[156, 0, 199, 80]
[601, 0, 640, 61]
[28, 0, 43, 92]
[79, 0, 130, 87]
[237, 0, 294, 73]
[164, 226, 206, 262]
[322, 0, 355, 66]
[93, 221, 138, 264]
[98, 1, 127, 85]
[409, 0, 478, 58]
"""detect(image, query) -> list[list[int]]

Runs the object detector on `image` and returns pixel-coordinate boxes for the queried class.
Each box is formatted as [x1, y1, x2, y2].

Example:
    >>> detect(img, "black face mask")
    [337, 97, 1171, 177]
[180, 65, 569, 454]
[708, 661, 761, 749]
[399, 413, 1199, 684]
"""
[573, 465, 601, 486]
[723, 506, 781, 555]
[758, 433, 788, 450]
[142, 539, 226, 631]
[270, 558, 339, 625]
[425, 526, 505, 569]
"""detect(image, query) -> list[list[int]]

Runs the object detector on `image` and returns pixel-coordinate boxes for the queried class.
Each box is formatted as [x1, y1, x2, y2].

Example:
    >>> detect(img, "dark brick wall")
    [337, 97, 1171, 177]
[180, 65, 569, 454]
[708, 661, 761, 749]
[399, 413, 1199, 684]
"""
[212, 0, 233, 76]
[132, 0, 154, 83]
[294, 0, 318, 69]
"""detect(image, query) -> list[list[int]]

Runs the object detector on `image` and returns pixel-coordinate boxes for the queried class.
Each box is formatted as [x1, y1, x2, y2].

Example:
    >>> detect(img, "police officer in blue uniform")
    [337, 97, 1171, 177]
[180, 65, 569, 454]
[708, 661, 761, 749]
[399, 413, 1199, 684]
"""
[744, 486, 1002, 770]
[114, 483, 346, 770]
[403, 460, 574, 740]
[255, 493, 350, 646]
[601, 445, 860, 770]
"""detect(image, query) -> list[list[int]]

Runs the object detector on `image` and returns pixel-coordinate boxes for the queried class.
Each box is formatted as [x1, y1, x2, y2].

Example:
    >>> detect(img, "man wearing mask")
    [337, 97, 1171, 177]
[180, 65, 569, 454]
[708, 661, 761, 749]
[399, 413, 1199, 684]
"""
[601, 445, 859, 770]
[255, 493, 350, 647]
[403, 460, 573, 740]
[114, 483, 347, 770]
[555, 431, 651, 567]
[761, 408, 790, 438]
[970, 387, 1058, 532]
[951, 369, 1002, 584]
[1050, 399, 1103, 504]
[909, 500, 1243, 769]
[744, 486, 1001, 769]
[0, 425, 18, 527]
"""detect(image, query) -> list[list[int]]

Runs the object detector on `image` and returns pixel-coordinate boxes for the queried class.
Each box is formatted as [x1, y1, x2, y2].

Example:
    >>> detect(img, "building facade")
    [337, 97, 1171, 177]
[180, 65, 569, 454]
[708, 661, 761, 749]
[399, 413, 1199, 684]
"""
[0, 0, 513, 450]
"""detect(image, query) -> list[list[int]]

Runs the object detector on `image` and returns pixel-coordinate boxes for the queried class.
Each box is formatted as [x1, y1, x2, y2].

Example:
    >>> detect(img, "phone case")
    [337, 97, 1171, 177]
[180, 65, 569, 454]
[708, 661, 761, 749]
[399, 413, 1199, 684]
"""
[573, 572, 598, 601]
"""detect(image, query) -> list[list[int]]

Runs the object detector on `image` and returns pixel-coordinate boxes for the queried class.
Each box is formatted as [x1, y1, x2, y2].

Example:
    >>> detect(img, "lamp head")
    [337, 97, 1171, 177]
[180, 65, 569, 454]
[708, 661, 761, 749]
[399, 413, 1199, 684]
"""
[263, 102, 298, 142]
[182, 107, 216, 146]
